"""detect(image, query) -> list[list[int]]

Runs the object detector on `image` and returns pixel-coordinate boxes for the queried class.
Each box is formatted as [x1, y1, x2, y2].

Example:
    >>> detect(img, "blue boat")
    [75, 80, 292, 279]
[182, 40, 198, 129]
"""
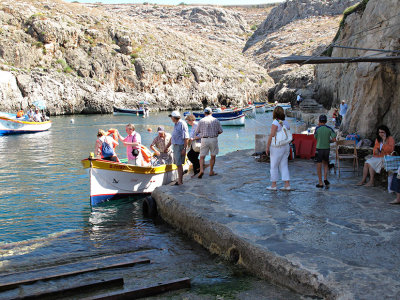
[113, 106, 144, 115]
[192, 109, 245, 126]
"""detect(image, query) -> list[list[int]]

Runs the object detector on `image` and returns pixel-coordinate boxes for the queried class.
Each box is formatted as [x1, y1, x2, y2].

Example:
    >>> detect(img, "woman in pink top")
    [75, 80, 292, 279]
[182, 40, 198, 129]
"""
[118, 123, 143, 166]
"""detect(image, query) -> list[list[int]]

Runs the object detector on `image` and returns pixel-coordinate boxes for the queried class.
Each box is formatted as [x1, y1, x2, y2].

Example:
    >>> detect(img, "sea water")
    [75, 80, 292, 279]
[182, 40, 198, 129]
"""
[0, 111, 301, 299]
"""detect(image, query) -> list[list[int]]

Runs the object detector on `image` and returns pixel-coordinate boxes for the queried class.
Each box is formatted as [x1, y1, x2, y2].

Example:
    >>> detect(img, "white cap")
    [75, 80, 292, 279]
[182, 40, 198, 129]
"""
[168, 110, 180, 118]
[204, 107, 212, 114]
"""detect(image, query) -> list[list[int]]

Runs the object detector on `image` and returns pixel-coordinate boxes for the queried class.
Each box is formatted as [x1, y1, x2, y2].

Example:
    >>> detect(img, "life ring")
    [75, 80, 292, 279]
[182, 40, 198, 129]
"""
[140, 145, 152, 163]
[16, 110, 24, 118]
[106, 128, 119, 149]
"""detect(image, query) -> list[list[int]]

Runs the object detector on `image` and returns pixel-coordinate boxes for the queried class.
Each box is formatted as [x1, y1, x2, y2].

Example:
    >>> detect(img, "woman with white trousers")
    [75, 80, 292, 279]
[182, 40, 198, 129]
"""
[266, 106, 291, 191]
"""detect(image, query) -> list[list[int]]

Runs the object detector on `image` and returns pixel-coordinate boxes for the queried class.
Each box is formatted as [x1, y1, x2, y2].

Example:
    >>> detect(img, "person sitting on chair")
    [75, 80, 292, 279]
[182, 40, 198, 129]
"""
[357, 125, 395, 186]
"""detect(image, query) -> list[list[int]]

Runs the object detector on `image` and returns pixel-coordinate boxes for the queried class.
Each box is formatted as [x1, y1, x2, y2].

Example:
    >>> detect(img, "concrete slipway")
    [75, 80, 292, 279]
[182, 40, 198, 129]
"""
[151, 150, 400, 299]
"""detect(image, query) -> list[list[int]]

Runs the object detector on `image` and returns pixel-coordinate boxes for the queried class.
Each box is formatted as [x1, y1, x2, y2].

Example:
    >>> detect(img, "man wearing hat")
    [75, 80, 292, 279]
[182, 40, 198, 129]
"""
[194, 107, 223, 178]
[314, 114, 336, 188]
[150, 126, 172, 164]
[166, 111, 189, 185]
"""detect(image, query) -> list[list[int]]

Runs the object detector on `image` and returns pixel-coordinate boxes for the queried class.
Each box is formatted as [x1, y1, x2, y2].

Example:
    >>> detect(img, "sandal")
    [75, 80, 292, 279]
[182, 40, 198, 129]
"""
[316, 184, 324, 188]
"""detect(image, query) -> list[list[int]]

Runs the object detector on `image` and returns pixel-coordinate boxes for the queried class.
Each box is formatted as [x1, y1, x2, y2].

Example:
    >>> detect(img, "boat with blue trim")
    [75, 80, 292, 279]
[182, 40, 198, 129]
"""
[81, 157, 189, 206]
[113, 106, 145, 115]
[254, 102, 266, 113]
[0, 112, 51, 135]
[192, 109, 245, 126]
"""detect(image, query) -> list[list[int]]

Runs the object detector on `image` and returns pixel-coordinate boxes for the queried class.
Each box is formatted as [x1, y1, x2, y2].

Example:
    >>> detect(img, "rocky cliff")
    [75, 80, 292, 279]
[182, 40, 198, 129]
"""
[0, 0, 273, 115]
[315, 0, 400, 140]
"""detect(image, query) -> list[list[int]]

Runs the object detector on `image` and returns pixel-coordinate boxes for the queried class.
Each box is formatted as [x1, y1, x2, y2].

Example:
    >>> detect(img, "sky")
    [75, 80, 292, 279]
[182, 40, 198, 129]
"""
[64, 0, 285, 5]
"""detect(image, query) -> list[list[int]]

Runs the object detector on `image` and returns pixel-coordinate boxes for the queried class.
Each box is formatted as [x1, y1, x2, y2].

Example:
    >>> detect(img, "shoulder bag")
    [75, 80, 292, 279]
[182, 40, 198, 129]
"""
[272, 121, 292, 147]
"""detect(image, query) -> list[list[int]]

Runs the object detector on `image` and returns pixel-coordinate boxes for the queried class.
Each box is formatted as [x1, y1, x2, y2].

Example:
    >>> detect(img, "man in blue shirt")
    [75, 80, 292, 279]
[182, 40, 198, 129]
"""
[166, 111, 189, 185]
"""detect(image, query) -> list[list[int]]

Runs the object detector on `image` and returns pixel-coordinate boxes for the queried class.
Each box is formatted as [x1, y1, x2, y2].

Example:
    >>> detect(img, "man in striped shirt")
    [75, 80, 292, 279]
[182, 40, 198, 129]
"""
[194, 107, 223, 178]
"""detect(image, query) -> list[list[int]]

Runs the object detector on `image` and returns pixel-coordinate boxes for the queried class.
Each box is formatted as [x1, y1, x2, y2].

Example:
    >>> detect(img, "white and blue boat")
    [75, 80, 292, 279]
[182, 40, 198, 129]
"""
[242, 105, 256, 118]
[81, 157, 189, 206]
[113, 106, 145, 115]
[192, 109, 245, 126]
[254, 102, 266, 113]
[0, 112, 51, 135]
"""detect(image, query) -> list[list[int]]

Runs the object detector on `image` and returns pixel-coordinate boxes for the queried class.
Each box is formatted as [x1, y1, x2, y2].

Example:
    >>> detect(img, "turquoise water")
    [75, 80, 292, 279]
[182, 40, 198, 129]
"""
[0, 111, 300, 298]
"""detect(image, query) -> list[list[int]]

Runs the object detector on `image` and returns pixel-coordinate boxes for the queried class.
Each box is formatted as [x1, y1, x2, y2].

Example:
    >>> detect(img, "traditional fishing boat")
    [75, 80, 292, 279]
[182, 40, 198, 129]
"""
[113, 106, 145, 116]
[254, 102, 266, 113]
[0, 112, 51, 135]
[81, 157, 189, 206]
[242, 105, 256, 118]
[192, 109, 245, 126]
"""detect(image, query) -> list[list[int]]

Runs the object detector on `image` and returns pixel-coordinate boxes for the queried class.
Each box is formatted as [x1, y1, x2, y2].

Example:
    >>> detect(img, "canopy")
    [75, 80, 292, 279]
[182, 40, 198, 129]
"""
[32, 100, 46, 110]
[138, 101, 149, 105]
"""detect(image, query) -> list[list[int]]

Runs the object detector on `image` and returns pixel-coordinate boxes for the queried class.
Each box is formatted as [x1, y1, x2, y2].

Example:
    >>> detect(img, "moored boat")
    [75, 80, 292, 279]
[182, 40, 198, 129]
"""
[0, 112, 51, 135]
[113, 106, 144, 115]
[81, 158, 189, 206]
[192, 110, 245, 126]
[254, 102, 266, 113]
[242, 105, 256, 118]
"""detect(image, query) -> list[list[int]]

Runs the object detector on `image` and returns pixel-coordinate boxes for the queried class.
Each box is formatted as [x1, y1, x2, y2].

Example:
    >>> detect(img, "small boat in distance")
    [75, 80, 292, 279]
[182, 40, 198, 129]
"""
[242, 105, 256, 118]
[113, 106, 145, 115]
[0, 112, 51, 135]
[192, 109, 245, 126]
[254, 102, 266, 113]
[82, 157, 189, 206]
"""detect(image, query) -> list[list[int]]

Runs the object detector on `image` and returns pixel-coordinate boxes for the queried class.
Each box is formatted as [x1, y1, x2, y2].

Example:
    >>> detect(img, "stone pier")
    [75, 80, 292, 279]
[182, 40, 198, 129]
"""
[152, 150, 400, 299]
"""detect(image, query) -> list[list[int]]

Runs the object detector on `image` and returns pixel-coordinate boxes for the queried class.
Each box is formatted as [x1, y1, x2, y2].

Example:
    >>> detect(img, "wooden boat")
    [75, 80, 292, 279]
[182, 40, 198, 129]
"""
[113, 106, 144, 115]
[192, 110, 245, 126]
[254, 102, 266, 113]
[0, 112, 51, 135]
[81, 158, 189, 206]
[242, 105, 256, 118]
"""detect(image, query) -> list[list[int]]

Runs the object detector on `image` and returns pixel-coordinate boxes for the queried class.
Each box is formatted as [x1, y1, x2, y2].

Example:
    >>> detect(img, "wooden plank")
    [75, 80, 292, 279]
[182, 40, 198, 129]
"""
[280, 55, 400, 64]
[0, 258, 150, 292]
[13, 277, 124, 300]
[89, 277, 191, 300]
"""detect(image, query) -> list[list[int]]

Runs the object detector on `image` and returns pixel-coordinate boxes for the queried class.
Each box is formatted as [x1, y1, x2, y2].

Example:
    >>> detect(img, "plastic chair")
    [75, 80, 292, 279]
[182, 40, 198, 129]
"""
[335, 140, 359, 177]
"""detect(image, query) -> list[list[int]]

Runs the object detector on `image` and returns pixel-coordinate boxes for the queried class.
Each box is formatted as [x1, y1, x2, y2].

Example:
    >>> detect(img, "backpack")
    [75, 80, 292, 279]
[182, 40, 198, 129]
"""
[101, 137, 114, 157]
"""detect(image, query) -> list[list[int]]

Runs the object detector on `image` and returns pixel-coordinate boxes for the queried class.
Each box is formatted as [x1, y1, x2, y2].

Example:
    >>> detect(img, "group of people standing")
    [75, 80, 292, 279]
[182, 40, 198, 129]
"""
[95, 107, 223, 186]
[266, 104, 398, 205]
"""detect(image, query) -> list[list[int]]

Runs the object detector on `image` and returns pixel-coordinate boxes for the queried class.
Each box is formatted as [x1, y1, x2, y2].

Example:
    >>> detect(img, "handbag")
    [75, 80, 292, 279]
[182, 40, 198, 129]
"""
[192, 140, 201, 152]
[272, 121, 292, 147]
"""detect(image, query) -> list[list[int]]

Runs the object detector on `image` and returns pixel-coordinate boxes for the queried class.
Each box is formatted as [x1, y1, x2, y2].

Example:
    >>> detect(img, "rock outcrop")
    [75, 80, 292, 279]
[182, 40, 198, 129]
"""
[314, 0, 400, 140]
[244, 0, 359, 52]
[0, 1, 273, 115]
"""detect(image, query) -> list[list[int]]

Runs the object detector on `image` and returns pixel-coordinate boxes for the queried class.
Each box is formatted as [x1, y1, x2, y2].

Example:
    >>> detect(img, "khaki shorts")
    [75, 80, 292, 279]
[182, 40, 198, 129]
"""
[200, 137, 219, 157]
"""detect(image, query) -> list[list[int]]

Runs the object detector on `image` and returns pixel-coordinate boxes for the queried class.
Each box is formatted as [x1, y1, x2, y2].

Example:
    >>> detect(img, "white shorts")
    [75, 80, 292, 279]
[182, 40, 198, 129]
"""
[200, 137, 219, 157]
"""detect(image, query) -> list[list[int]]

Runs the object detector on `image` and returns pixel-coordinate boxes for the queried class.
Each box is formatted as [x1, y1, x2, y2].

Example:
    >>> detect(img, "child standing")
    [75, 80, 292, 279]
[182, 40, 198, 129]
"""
[389, 167, 400, 205]
[314, 115, 336, 188]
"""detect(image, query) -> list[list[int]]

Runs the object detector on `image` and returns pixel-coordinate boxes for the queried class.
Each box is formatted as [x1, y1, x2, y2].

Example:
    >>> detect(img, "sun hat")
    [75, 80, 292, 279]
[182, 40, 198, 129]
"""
[168, 111, 180, 118]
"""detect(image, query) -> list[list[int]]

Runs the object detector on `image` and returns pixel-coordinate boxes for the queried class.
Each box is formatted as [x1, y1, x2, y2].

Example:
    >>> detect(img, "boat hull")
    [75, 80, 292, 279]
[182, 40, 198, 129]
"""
[113, 106, 144, 115]
[242, 106, 256, 118]
[82, 158, 188, 206]
[0, 116, 51, 135]
[255, 105, 265, 113]
[193, 110, 245, 126]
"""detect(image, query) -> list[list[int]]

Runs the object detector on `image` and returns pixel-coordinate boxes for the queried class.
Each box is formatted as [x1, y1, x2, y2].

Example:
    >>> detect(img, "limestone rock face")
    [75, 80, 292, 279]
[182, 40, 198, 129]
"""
[244, 0, 358, 52]
[0, 1, 273, 115]
[315, 0, 400, 140]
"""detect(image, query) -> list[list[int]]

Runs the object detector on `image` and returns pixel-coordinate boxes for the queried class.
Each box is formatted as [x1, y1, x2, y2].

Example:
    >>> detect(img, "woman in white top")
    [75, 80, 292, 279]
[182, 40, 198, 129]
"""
[266, 106, 291, 191]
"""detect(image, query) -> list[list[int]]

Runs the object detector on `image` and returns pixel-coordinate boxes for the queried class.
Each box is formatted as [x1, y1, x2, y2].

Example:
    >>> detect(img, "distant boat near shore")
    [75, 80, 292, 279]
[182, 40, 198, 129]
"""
[0, 112, 51, 135]
[254, 102, 266, 113]
[113, 106, 148, 116]
[242, 105, 256, 118]
[192, 109, 245, 126]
